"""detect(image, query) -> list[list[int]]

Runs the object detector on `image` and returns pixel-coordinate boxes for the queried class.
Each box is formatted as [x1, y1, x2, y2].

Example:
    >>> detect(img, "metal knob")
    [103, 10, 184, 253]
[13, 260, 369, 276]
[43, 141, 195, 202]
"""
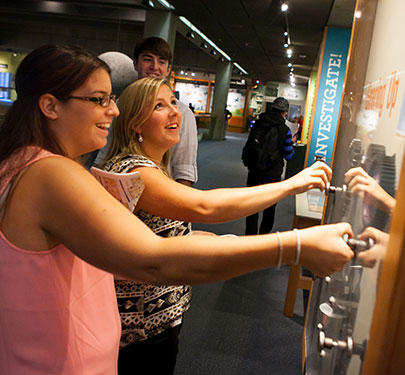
[318, 330, 354, 356]
[325, 182, 347, 196]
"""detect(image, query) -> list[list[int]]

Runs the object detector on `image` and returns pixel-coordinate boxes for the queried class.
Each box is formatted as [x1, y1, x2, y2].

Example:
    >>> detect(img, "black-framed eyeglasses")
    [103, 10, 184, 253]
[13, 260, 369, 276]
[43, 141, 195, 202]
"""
[67, 94, 116, 108]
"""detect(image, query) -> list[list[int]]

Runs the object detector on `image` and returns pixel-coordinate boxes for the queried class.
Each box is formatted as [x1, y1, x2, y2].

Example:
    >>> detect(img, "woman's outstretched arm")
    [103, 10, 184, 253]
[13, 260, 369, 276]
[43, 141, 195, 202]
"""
[4, 156, 352, 285]
[134, 160, 331, 223]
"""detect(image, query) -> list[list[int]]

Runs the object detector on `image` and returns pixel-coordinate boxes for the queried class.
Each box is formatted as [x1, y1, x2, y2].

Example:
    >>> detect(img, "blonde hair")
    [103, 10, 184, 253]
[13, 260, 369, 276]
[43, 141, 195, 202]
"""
[102, 77, 172, 172]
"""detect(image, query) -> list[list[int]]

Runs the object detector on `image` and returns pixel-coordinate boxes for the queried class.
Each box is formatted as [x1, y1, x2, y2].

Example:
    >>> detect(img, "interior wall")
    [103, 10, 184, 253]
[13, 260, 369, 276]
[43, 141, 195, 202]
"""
[0, 13, 144, 57]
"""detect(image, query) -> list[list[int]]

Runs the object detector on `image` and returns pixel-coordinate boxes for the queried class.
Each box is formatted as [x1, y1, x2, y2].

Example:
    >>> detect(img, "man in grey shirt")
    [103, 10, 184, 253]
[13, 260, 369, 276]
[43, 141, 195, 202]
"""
[133, 37, 198, 186]
[95, 37, 198, 186]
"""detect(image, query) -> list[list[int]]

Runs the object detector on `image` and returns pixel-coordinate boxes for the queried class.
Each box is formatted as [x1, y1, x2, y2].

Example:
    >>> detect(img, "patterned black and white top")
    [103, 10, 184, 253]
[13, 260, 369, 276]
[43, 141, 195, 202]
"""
[103, 154, 192, 348]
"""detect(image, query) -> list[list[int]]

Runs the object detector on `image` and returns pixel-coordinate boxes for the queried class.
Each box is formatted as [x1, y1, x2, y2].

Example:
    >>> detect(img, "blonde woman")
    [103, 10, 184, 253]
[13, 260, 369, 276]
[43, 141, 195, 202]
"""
[101, 77, 353, 374]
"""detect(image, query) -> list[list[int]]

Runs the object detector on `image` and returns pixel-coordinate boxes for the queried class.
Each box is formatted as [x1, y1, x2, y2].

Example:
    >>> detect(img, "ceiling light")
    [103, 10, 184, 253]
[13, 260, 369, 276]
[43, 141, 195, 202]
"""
[290, 67, 294, 72]
[210, 49, 217, 56]
[141, 0, 155, 8]
[355, 10, 361, 18]
[156, 0, 175, 9]
[291, 82, 296, 87]
[233, 62, 248, 75]
[281, 3, 288, 12]
[287, 48, 292, 55]
[284, 31, 288, 37]
[200, 42, 208, 49]
[191, 72, 195, 77]
[288, 63, 292, 68]
[187, 31, 195, 39]
[180, 70, 184, 75]
[218, 56, 225, 62]
[284, 43, 289, 48]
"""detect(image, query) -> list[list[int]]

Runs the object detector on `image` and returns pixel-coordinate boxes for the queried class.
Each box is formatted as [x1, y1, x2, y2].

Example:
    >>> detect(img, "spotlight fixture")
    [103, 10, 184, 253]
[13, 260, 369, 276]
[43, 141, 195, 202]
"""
[210, 49, 217, 56]
[200, 42, 208, 49]
[141, 0, 155, 8]
[186, 31, 195, 39]
[191, 72, 195, 77]
[284, 42, 289, 48]
[218, 56, 225, 62]
[288, 63, 292, 68]
[281, 2, 288, 12]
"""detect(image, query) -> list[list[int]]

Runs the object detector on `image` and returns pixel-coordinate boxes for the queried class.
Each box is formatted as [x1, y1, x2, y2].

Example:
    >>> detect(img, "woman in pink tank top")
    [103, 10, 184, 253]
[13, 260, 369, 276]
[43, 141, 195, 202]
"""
[0, 45, 354, 374]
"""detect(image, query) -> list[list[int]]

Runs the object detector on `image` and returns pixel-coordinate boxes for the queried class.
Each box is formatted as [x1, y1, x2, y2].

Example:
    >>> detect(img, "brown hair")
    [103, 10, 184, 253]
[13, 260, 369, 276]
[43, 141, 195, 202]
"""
[0, 44, 111, 165]
[133, 37, 173, 66]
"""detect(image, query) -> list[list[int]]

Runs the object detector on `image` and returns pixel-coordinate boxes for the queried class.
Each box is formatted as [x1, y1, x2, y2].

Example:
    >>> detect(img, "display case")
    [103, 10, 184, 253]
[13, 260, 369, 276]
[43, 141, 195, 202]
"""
[304, 0, 405, 373]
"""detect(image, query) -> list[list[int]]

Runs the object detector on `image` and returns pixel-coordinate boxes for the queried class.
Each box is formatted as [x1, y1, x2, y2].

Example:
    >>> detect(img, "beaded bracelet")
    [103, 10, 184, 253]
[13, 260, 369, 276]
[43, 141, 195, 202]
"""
[276, 231, 283, 270]
[293, 228, 301, 265]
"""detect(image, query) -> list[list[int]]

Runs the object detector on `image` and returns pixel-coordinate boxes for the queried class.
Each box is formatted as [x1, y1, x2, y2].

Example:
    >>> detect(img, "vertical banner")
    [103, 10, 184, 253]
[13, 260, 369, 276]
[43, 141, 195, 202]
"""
[302, 70, 317, 144]
[306, 28, 351, 166]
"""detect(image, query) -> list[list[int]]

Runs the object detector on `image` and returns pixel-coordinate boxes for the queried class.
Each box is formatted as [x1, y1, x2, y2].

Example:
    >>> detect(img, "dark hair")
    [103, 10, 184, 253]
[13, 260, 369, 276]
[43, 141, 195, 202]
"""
[133, 37, 173, 65]
[0, 44, 111, 165]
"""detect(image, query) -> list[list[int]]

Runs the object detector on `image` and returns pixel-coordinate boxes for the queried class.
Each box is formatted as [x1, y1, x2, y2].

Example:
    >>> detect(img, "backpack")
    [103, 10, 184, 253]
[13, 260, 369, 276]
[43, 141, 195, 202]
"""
[241, 125, 282, 172]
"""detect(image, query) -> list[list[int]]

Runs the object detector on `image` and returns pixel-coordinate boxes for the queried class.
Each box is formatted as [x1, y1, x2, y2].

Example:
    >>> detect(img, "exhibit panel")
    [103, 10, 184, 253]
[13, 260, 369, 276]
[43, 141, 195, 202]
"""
[304, 0, 405, 373]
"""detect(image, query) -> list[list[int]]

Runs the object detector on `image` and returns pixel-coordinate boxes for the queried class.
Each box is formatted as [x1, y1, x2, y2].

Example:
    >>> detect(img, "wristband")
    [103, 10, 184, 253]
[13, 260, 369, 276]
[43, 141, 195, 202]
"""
[293, 228, 301, 265]
[276, 231, 283, 270]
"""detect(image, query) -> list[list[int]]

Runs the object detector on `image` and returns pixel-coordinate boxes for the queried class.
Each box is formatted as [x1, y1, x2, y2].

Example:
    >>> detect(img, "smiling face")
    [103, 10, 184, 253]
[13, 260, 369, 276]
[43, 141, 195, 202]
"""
[134, 52, 171, 79]
[51, 68, 119, 158]
[136, 84, 181, 160]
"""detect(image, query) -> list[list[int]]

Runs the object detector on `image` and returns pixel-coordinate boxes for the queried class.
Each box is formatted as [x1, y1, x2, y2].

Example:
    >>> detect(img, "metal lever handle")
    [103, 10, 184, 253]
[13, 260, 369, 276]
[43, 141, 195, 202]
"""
[343, 234, 375, 253]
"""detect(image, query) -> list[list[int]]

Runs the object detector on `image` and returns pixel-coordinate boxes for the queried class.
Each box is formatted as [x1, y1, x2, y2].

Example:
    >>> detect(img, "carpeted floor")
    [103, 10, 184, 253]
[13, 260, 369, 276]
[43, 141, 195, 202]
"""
[175, 132, 305, 375]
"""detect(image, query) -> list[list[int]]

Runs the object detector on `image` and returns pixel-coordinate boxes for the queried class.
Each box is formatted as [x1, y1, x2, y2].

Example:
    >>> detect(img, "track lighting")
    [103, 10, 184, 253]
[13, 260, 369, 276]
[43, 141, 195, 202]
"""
[210, 49, 217, 56]
[200, 42, 208, 49]
[186, 31, 195, 39]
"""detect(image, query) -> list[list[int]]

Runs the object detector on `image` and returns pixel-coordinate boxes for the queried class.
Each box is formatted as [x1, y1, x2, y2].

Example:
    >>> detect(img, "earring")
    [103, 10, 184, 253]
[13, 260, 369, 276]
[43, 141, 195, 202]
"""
[138, 134, 143, 143]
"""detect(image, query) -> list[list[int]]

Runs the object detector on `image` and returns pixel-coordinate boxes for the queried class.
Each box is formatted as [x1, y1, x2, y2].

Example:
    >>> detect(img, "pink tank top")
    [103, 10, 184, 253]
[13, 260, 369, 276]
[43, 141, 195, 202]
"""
[0, 148, 121, 375]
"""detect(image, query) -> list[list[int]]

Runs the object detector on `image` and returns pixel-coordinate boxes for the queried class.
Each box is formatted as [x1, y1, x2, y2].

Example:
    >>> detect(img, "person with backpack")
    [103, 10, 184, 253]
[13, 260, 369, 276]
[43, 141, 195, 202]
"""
[242, 97, 294, 235]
